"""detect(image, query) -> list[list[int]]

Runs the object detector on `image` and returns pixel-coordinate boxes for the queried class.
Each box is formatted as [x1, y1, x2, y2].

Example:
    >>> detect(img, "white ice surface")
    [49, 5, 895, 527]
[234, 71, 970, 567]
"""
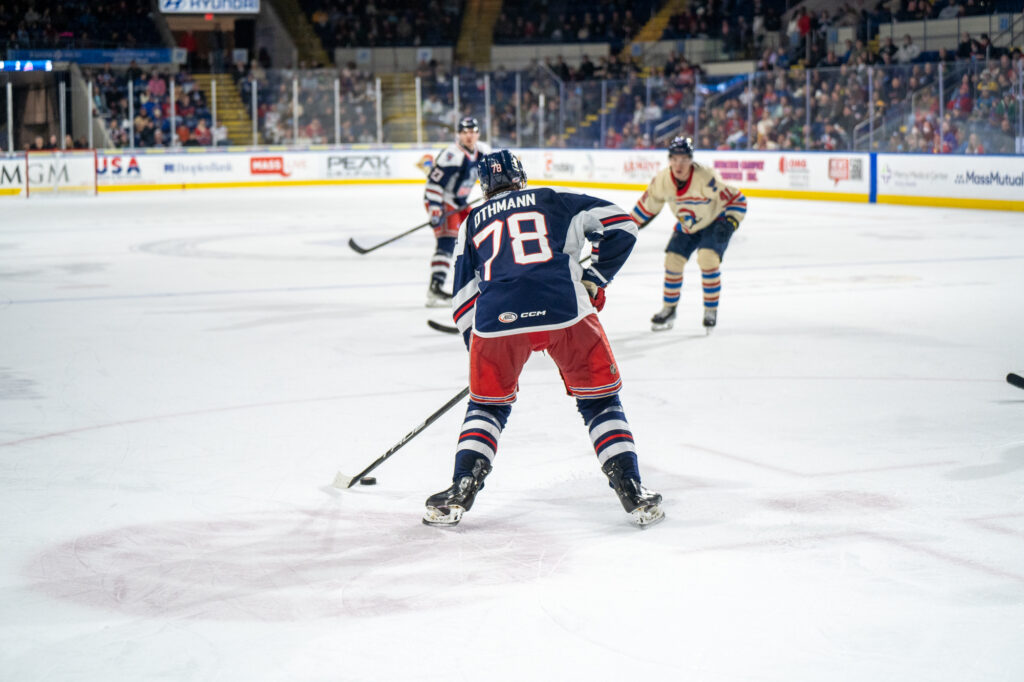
[1, 187, 1023, 681]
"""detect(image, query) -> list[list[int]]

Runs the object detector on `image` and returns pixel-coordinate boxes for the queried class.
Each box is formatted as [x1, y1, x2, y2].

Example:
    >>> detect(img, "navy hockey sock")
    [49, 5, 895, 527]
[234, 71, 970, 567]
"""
[432, 236, 457, 285]
[577, 395, 640, 479]
[453, 401, 510, 480]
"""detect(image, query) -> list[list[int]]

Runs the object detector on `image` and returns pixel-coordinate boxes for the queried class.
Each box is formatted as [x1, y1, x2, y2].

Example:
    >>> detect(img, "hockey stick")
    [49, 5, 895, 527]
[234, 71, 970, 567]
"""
[1008, 373, 1024, 390]
[426, 255, 595, 336]
[428, 319, 459, 334]
[348, 199, 484, 255]
[332, 386, 471, 488]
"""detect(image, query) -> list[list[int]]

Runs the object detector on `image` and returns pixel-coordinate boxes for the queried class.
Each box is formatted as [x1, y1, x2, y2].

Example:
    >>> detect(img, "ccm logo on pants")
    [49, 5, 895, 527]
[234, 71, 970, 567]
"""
[498, 310, 547, 323]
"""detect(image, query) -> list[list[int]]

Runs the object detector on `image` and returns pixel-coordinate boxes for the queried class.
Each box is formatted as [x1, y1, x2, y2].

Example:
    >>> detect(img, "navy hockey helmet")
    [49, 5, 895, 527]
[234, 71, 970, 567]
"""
[478, 150, 527, 198]
[457, 116, 480, 133]
[667, 136, 694, 157]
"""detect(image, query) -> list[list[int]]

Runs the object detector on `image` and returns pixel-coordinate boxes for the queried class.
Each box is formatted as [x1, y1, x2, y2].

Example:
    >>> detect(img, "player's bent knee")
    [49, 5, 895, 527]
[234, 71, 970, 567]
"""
[696, 249, 721, 270]
[665, 252, 687, 271]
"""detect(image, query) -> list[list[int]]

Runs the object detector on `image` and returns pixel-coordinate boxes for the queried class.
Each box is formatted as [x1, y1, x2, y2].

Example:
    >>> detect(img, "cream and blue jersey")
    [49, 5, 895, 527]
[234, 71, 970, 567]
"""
[630, 162, 747, 233]
[451, 187, 637, 340]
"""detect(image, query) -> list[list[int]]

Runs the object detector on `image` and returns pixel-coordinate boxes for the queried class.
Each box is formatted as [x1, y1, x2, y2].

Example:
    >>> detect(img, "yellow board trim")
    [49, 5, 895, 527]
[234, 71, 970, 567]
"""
[0, 188, 23, 196]
[877, 194, 1024, 212]
[742, 188, 869, 203]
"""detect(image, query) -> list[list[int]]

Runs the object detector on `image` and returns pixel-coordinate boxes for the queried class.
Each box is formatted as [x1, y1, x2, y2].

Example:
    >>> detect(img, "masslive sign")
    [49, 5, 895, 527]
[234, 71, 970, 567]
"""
[160, 0, 259, 14]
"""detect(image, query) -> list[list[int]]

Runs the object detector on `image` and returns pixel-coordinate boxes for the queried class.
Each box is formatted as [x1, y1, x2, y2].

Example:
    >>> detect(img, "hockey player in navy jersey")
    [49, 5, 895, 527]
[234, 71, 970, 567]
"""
[422, 116, 491, 307]
[422, 150, 664, 529]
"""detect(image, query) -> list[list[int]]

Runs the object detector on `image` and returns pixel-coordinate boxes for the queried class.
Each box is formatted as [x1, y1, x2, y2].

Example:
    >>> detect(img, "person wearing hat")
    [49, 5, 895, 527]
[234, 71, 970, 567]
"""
[422, 116, 491, 306]
[630, 136, 747, 332]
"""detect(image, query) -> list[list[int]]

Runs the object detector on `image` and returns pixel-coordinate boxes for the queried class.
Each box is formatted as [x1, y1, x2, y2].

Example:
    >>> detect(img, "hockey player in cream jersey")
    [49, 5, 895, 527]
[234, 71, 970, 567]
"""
[630, 137, 747, 332]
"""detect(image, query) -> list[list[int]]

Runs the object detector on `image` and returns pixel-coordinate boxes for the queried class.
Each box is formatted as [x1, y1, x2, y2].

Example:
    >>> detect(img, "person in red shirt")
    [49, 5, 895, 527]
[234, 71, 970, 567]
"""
[193, 119, 212, 146]
[948, 83, 973, 119]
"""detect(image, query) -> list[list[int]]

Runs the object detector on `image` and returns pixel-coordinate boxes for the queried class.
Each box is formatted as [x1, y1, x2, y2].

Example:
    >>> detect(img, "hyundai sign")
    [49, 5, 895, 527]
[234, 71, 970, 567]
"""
[160, 0, 259, 14]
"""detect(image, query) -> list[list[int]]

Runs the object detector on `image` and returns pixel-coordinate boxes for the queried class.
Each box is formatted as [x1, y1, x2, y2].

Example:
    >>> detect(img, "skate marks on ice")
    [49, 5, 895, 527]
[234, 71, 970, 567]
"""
[945, 441, 1024, 481]
[0, 367, 43, 401]
[25, 503, 572, 621]
[132, 228, 424, 263]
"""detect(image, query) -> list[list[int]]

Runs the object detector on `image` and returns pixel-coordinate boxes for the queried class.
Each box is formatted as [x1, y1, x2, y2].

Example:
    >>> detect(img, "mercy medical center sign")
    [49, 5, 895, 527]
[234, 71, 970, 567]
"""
[160, 0, 260, 14]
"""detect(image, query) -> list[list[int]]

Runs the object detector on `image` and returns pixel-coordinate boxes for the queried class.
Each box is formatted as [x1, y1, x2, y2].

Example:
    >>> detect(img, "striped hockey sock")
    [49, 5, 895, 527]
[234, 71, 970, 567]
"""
[702, 267, 721, 309]
[432, 237, 456, 285]
[453, 402, 509, 479]
[662, 269, 683, 306]
[578, 396, 639, 476]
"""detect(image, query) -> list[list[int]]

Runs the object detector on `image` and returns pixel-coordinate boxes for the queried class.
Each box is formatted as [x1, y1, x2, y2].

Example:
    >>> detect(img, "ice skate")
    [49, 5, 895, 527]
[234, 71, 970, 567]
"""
[422, 456, 491, 526]
[425, 280, 452, 308]
[601, 457, 664, 528]
[650, 305, 676, 332]
[703, 307, 717, 335]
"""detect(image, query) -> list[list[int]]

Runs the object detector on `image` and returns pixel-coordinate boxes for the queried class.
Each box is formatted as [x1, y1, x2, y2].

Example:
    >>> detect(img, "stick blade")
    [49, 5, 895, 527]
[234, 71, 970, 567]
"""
[347, 238, 370, 254]
[427, 320, 459, 334]
[1008, 373, 1024, 390]
[331, 471, 355, 489]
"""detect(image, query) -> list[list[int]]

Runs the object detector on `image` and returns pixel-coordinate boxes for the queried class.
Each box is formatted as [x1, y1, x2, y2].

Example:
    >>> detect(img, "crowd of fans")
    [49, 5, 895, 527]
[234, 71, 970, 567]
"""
[239, 60, 378, 144]
[414, 24, 1020, 155]
[660, 1, 1013, 64]
[305, 0, 462, 50]
[0, 0, 162, 50]
[82, 67, 222, 148]
[77, 62, 380, 148]
[5, 0, 1020, 155]
[493, 0, 658, 48]
[692, 37, 1022, 154]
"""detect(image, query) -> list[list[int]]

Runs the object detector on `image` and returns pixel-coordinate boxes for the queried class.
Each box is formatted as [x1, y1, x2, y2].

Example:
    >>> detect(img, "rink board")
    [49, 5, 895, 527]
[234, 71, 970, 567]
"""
[1, 147, 1021, 210]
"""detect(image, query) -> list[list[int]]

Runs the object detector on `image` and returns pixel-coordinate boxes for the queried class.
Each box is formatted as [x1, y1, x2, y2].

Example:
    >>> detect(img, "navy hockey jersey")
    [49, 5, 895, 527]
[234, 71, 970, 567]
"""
[424, 142, 491, 211]
[451, 187, 637, 339]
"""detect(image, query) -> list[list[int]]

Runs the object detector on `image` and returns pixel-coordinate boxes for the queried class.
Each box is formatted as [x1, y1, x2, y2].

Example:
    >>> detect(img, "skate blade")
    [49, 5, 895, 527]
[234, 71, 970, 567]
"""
[425, 299, 451, 309]
[630, 504, 665, 528]
[704, 326, 715, 335]
[422, 505, 464, 526]
[650, 321, 674, 332]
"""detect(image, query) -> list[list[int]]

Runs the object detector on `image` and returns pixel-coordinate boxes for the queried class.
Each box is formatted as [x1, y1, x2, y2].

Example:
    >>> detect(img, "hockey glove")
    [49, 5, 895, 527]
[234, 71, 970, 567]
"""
[582, 280, 606, 312]
[428, 204, 444, 227]
[711, 214, 739, 241]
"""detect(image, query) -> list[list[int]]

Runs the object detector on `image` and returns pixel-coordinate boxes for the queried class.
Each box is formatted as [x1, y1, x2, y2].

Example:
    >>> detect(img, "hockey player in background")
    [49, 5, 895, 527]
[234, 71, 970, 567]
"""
[422, 116, 491, 307]
[630, 136, 747, 332]
[422, 150, 664, 529]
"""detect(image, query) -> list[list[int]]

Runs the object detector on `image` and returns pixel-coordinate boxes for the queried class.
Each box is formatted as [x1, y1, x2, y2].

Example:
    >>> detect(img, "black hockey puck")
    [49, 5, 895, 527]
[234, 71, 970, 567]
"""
[359, 476, 377, 485]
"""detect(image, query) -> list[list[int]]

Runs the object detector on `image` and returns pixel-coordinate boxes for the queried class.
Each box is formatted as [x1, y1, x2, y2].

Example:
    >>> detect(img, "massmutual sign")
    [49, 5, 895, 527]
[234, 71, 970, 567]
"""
[160, 0, 259, 14]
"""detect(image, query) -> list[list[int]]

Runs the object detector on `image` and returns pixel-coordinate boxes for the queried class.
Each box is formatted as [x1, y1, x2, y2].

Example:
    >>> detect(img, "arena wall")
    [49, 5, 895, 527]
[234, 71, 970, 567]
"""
[1, 147, 1021, 211]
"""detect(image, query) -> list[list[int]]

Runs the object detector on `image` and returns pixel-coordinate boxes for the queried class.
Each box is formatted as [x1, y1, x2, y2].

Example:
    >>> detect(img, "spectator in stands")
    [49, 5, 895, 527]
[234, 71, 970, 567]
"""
[193, 118, 212, 146]
[948, 82, 974, 119]
[896, 35, 921, 63]
[976, 33, 998, 59]
[938, 1, 963, 18]
[880, 36, 899, 61]
[958, 32, 979, 59]
[213, 121, 229, 146]
[962, 131, 985, 154]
